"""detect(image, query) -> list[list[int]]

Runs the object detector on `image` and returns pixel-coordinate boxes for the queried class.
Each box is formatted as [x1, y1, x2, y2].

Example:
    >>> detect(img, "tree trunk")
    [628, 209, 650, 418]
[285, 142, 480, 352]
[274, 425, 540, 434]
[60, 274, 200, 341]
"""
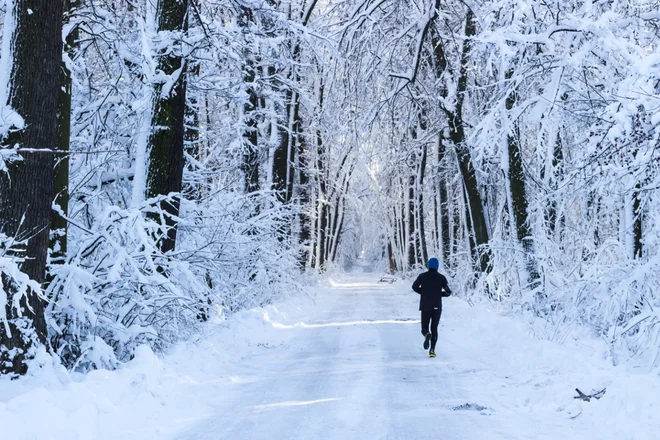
[506, 69, 539, 283]
[315, 151, 328, 271]
[417, 142, 429, 264]
[546, 133, 564, 237]
[296, 109, 311, 268]
[391, 208, 399, 270]
[437, 136, 451, 269]
[633, 184, 643, 259]
[242, 81, 260, 195]
[314, 81, 328, 271]
[393, 204, 402, 270]
[272, 86, 294, 204]
[399, 191, 407, 270]
[407, 174, 416, 269]
[387, 241, 397, 273]
[290, 42, 309, 267]
[331, 191, 348, 263]
[446, 10, 490, 273]
[145, 0, 189, 254]
[327, 161, 353, 263]
[52, 0, 80, 267]
[0, 0, 64, 374]
[453, 187, 463, 266]
[238, 7, 260, 195]
[631, 111, 645, 260]
[433, 184, 440, 252]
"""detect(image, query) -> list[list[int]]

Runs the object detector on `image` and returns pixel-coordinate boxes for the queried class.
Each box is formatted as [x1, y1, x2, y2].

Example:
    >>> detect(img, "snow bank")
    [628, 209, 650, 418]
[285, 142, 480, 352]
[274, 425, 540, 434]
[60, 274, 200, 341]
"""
[0, 293, 313, 440]
[442, 298, 660, 439]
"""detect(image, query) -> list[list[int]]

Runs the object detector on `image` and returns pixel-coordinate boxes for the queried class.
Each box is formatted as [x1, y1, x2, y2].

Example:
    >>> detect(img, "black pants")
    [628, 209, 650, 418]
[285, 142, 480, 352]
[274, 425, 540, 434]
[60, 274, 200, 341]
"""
[421, 310, 441, 350]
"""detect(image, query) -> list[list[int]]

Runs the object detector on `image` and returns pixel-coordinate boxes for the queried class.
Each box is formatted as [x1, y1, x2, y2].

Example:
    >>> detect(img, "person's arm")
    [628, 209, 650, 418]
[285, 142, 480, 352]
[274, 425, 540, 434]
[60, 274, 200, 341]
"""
[441, 276, 452, 297]
[412, 274, 423, 294]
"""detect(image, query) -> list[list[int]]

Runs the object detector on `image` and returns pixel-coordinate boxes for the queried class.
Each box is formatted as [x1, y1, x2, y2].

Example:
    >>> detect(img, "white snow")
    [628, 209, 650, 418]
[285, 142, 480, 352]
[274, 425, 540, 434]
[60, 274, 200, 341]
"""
[0, 0, 25, 139]
[2, 273, 659, 439]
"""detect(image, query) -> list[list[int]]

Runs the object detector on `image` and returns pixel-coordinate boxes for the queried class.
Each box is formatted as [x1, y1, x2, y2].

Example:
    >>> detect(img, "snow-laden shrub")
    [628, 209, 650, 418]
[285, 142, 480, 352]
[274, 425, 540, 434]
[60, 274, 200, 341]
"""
[0, 236, 44, 374]
[47, 201, 210, 369]
[47, 190, 301, 371]
[177, 190, 302, 313]
[535, 241, 660, 369]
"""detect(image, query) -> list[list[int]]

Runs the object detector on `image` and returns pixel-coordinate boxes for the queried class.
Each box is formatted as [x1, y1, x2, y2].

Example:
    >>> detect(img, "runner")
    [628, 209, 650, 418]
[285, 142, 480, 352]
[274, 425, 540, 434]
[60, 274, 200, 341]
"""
[411, 258, 452, 357]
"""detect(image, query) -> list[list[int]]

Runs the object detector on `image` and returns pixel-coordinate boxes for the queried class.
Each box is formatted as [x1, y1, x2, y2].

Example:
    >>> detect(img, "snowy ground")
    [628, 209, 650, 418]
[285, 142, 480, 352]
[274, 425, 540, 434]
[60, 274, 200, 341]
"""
[2, 273, 659, 439]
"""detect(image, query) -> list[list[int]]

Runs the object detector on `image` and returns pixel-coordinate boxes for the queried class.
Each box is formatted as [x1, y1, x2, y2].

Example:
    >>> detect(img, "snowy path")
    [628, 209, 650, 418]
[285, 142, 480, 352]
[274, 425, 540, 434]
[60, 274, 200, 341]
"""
[173, 274, 643, 440]
[3, 273, 658, 439]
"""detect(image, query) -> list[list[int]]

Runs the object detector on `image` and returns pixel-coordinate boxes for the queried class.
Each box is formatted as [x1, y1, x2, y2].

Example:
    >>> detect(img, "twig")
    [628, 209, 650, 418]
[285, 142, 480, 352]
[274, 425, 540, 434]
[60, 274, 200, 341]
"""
[574, 388, 606, 402]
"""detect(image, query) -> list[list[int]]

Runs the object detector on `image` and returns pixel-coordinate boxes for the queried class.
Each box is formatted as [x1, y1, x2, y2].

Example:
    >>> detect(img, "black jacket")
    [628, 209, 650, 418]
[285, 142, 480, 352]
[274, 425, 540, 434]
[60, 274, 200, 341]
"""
[412, 269, 451, 311]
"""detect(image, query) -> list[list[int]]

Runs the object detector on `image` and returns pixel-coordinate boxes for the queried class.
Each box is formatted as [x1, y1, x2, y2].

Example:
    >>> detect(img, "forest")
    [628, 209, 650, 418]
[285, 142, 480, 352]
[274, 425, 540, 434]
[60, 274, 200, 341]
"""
[0, 0, 659, 376]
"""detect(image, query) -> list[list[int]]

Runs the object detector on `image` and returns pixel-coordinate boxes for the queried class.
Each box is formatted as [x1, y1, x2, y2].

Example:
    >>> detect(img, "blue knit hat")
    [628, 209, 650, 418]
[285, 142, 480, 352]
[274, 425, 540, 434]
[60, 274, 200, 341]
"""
[427, 258, 439, 270]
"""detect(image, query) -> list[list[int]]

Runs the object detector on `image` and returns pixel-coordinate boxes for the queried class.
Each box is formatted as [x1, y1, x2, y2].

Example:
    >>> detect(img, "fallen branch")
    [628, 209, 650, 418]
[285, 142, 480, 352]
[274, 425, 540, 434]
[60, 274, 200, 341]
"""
[574, 388, 606, 402]
[379, 275, 396, 284]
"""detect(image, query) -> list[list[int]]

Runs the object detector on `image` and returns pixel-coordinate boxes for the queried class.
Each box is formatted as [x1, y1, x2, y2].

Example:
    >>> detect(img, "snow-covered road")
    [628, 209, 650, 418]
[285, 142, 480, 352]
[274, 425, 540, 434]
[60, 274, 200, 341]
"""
[3, 273, 658, 439]
[173, 274, 654, 440]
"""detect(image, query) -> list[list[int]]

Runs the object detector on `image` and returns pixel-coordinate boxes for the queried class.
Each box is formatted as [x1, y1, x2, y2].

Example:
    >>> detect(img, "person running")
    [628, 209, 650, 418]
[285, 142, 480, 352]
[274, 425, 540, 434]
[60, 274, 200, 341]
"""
[412, 257, 451, 357]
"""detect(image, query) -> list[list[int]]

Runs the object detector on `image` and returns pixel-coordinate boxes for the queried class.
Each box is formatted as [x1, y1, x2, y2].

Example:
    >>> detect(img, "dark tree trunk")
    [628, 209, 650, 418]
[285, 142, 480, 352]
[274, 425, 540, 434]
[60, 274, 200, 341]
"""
[394, 203, 404, 270]
[437, 136, 451, 269]
[52, 0, 80, 267]
[632, 109, 658, 259]
[407, 174, 416, 269]
[316, 206, 328, 269]
[315, 100, 328, 271]
[242, 83, 260, 194]
[633, 183, 643, 259]
[391, 208, 399, 269]
[585, 191, 601, 248]
[433, 185, 440, 252]
[272, 56, 299, 247]
[238, 7, 260, 195]
[327, 160, 353, 263]
[287, 94, 299, 201]
[433, 195, 440, 255]
[331, 192, 347, 263]
[546, 133, 564, 236]
[296, 109, 311, 268]
[418, 142, 429, 264]
[273, 88, 294, 203]
[440, 178, 451, 268]
[327, 203, 339, 263]
[387, 241, 396, 273]
[506, 69, 539, 283]
[446, 11, 490, 273]
[453, 188, 463, 265]
[0, 0, 64, 374]
[145, 0, 189, 254]
[399, 190, 407, 269]
[273, 43, 303, 205]
[315, 151, 328, 270]
[631, 111, 645, 259]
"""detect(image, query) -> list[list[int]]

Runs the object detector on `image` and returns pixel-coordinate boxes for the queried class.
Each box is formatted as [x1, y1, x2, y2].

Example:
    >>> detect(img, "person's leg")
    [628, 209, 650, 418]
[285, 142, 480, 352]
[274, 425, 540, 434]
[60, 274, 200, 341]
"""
[430, 310, 441, 351]
[421, 311, 432, 349]
[420, 311, 431, 336]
